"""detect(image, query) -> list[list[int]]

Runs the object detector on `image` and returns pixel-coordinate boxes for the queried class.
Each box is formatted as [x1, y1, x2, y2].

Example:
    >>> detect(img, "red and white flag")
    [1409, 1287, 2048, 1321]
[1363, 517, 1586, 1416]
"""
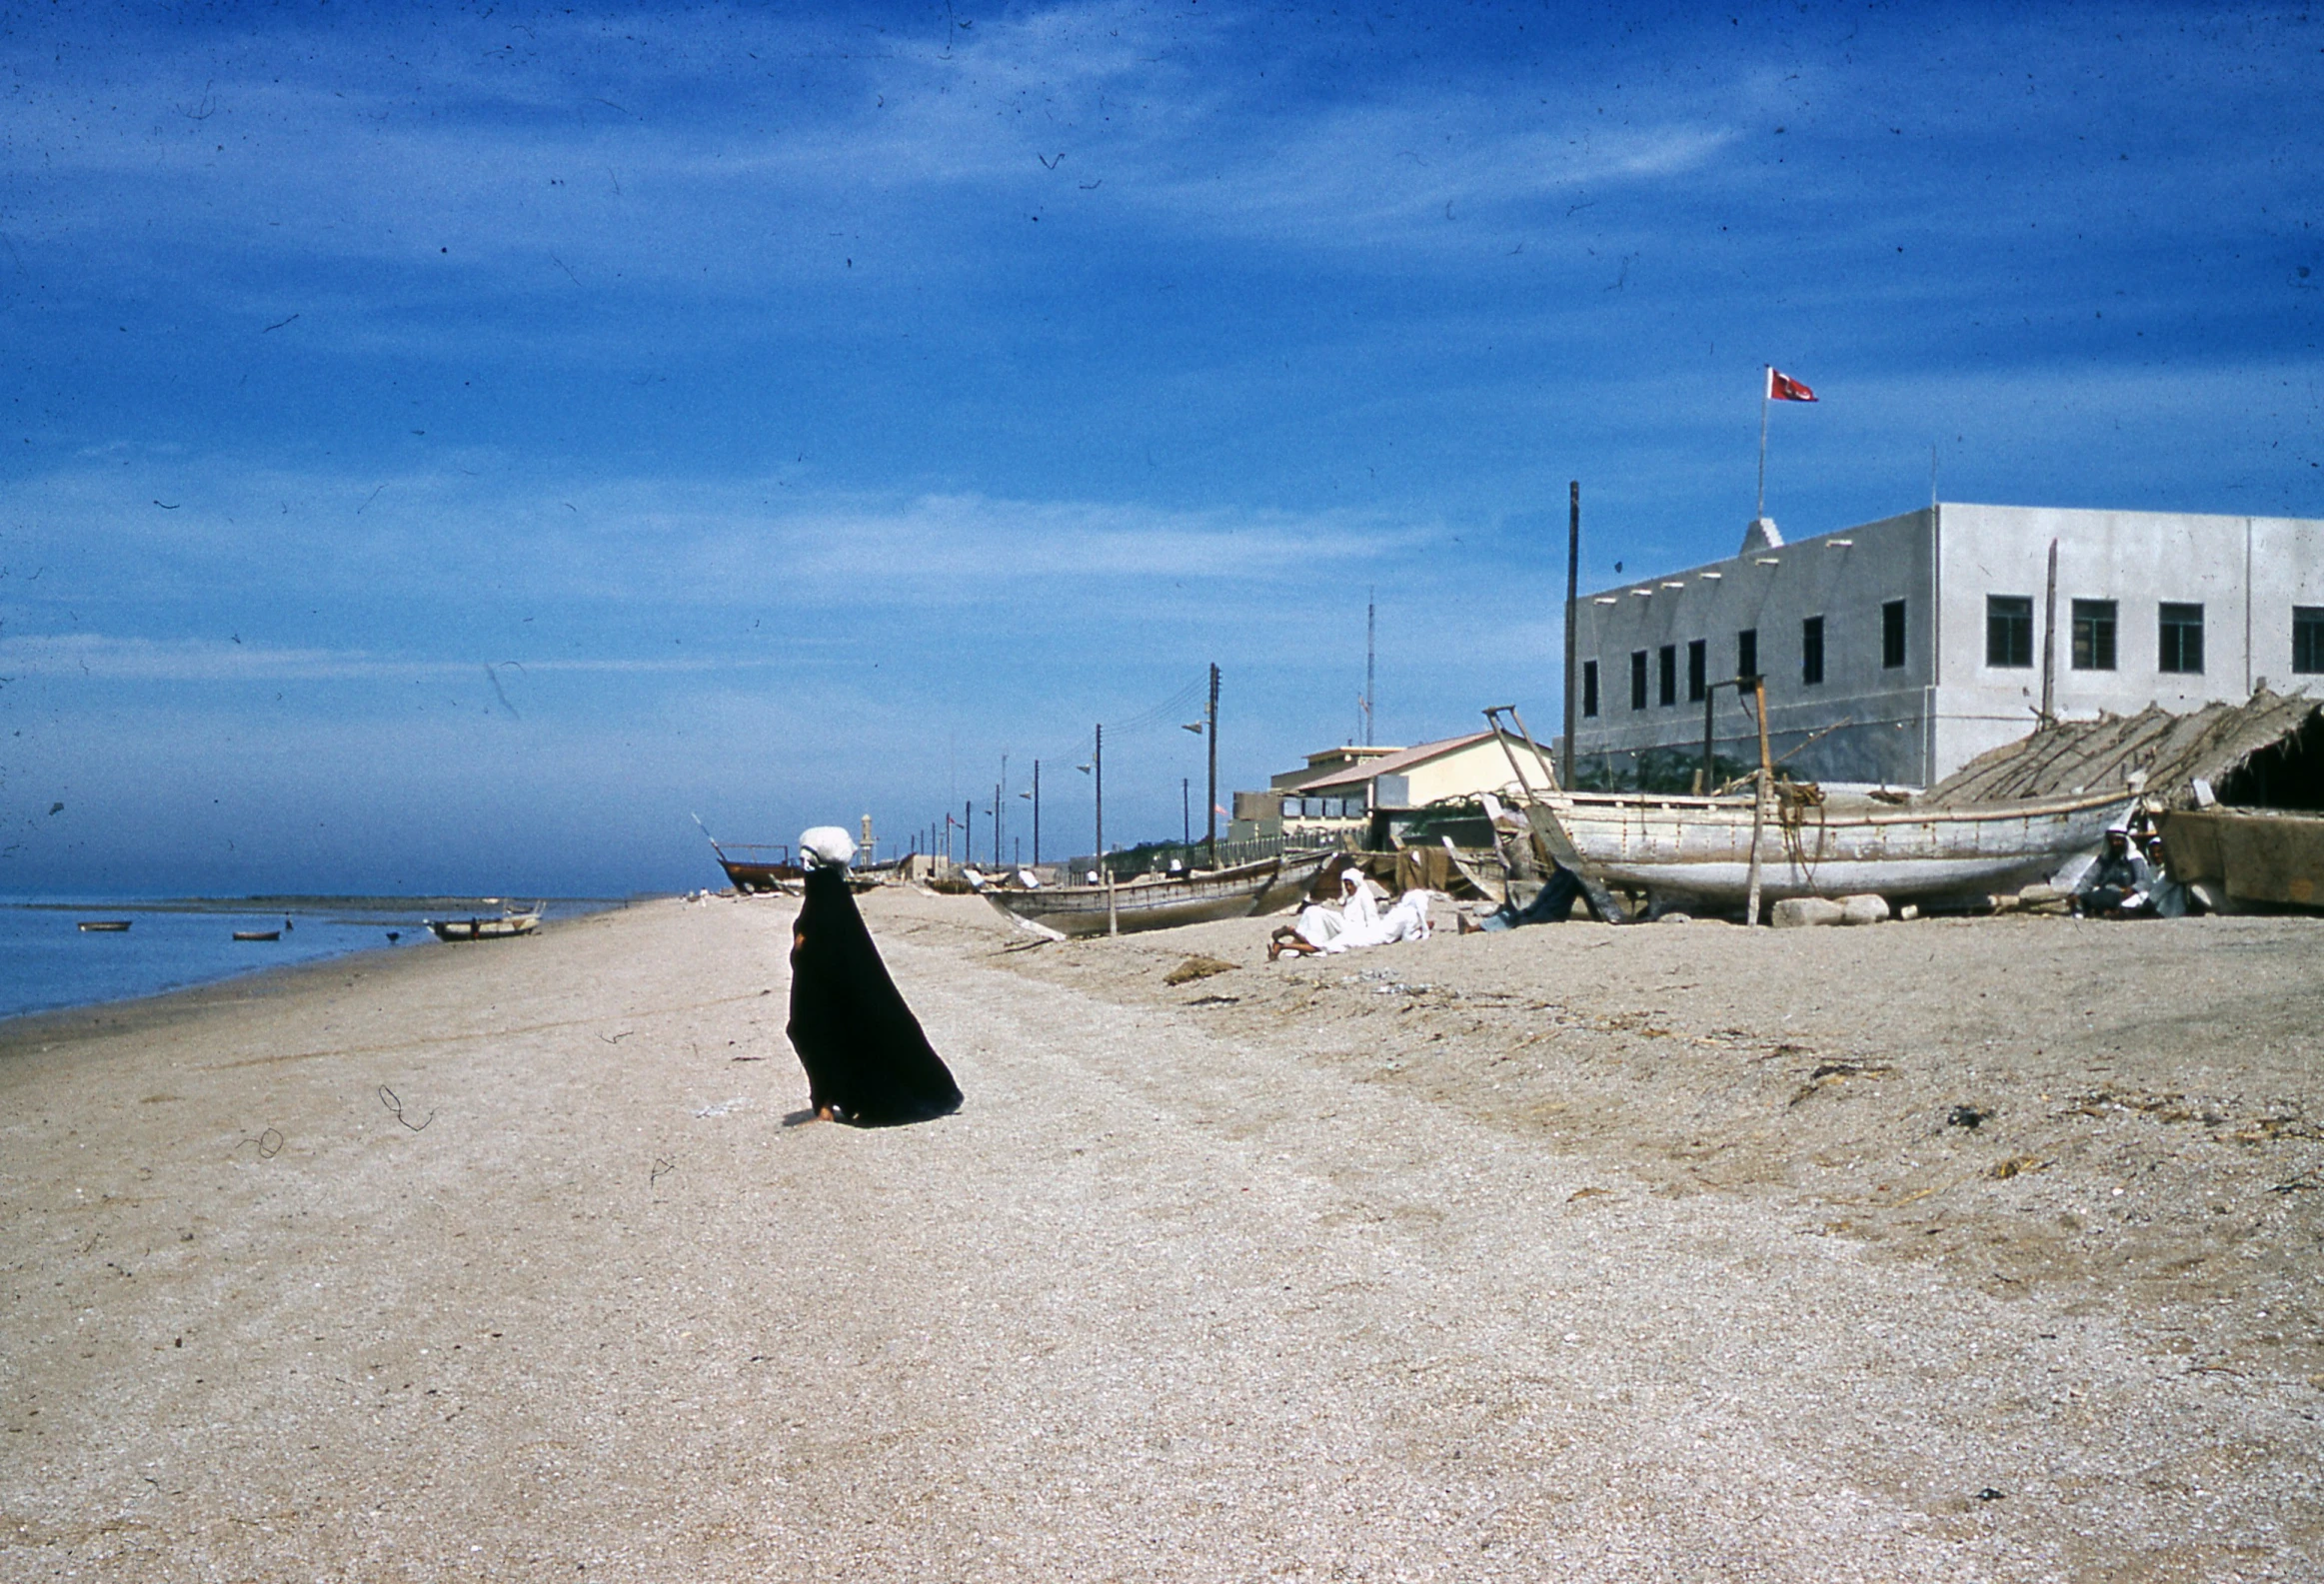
[1766, 367, 1817, 403]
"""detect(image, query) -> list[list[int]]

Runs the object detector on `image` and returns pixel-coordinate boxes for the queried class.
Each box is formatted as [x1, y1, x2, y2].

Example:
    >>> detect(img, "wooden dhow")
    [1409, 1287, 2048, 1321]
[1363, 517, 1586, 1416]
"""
[1544, 784, 2129, 908]
[693, 814, 806, 894]
[1484, 707, 2128, 915]
[974, 850, 1335, 937]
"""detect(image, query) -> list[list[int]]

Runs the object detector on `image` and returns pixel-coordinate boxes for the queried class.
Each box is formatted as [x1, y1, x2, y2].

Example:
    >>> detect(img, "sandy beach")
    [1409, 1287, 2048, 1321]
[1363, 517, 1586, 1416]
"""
[3, 890, 2319, 1582]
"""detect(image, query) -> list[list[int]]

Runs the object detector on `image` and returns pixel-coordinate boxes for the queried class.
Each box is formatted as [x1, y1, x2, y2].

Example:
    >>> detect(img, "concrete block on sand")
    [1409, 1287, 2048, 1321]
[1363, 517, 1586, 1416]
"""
[1770, 894, 1888, 927]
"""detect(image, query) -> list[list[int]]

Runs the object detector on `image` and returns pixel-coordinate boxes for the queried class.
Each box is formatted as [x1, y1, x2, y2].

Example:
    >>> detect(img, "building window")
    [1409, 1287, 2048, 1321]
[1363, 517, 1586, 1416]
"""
[1630, 651, 1648, 711]
[1686, 639, 1707, 703]
[1657, 645, 1677, 707]
[2071, 599, 2117, 671]
[1736, 628, 1758, 682]
[1800, 616, 1824, 687]
[2159, 603, 2204, 674]
[1581, 659, 1599, 717]
[1881, 600, 1906, 670]
[2294, 608, 2324, 675]
[1986, 596, 2034, 668]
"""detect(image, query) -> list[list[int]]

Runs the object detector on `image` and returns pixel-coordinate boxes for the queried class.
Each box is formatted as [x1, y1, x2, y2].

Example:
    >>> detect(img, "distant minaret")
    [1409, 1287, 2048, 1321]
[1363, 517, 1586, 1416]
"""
[1364, 589, 1376, 747]
[860, 811, 874, 858]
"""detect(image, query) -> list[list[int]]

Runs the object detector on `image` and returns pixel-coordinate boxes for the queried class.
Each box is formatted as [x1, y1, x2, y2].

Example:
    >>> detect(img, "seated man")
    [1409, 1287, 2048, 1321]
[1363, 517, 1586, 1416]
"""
[1469, 865, 1583, 931]
[1369, 888, 1434, 944]
[2143, 833, 2192, 918]
[2072, 826, 2150, 917]
[1268, 898, 1344, 959]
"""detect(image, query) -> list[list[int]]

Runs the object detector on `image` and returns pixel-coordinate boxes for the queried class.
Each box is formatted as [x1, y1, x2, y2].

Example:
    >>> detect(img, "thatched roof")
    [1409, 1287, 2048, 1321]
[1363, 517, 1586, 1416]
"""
[1923, 688, 2324, 808]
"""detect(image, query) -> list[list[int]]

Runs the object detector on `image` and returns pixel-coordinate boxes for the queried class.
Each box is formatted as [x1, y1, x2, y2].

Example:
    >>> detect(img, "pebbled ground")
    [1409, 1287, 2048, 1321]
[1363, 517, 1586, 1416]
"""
[1, 890, 2317, 1581]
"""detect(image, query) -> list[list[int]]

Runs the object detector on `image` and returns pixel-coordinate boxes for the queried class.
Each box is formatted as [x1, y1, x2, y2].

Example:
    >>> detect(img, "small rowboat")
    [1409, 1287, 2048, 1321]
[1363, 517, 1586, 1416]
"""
[975, 850, 1335, 937]
[232, 929, 281, 941]
[77, 919, 133, 932]
[424, 903, 543, 942]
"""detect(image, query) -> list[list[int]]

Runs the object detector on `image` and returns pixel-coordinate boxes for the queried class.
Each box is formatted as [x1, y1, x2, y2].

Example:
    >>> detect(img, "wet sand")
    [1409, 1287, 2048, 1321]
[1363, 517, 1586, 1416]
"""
[2, 890, 2318, 1581]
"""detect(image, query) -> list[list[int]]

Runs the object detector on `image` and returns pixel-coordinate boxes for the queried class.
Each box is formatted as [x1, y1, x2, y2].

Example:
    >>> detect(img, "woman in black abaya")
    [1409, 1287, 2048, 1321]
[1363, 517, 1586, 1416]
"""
[786, 826, 962, 1126]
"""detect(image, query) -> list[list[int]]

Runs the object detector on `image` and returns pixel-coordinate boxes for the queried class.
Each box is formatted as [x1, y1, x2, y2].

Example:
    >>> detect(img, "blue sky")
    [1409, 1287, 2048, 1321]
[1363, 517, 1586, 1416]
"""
[1, 1, 2318, 894]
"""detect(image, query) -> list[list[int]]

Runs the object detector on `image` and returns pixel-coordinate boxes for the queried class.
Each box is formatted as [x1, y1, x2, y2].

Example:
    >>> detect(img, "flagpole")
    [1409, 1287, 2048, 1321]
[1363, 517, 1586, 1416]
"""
[1756, 366, 1769, 522]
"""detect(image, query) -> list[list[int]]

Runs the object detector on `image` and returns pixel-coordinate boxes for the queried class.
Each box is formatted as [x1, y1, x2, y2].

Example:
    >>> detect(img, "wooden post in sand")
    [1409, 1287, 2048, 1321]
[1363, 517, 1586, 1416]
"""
[1744, 676, 1771, 926]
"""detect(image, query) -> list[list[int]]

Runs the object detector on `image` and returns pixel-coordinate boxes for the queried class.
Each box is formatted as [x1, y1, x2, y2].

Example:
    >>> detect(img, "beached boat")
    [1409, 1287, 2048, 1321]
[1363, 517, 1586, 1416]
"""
[1540, 786, 2131, 908]
[691, 816, 807, 894]
[709, 842, 806, 894]
[975, 850, 1336, 937]
[424, 904, 543, 942]
[77, 919, 132, 932]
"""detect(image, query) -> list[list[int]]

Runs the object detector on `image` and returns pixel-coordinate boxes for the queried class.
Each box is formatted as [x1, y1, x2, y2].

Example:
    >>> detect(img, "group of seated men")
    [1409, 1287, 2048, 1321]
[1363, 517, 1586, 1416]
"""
[2074, 824, 2192, 918]
[1267, 865, 1434, 959]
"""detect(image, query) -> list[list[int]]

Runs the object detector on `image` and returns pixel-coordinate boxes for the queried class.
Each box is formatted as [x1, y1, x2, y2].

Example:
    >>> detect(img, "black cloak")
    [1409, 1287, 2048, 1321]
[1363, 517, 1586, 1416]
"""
[786, 867, 962, 1126]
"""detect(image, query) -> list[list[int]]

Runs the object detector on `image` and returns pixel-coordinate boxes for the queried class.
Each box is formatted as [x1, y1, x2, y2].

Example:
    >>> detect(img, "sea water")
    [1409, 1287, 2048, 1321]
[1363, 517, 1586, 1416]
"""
[0, 898, 622, 1023]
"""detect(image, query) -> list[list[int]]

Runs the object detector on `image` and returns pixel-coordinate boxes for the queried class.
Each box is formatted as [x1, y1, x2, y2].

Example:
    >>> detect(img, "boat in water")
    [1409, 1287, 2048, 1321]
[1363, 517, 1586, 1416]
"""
[77, 919, 133, 932]
[232, 929, 282, 941]
[424, 903, 543, 942]
[974, 850, 1336, 937]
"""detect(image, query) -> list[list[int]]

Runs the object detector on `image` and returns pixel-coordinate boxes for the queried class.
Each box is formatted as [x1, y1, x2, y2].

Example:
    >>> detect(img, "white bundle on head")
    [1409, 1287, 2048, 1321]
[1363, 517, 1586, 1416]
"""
[799, 825, 858, 870]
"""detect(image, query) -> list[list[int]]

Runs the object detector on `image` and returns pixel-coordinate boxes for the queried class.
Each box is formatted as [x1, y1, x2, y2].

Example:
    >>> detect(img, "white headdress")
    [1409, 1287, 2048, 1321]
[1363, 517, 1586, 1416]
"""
[799, 825, 858, 870]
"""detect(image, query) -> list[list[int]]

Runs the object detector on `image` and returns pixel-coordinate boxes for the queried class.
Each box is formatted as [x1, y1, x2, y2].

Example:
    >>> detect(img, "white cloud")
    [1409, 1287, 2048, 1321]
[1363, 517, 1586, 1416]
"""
[0, 632, 786, 684]
[2, 459, 1429, 620]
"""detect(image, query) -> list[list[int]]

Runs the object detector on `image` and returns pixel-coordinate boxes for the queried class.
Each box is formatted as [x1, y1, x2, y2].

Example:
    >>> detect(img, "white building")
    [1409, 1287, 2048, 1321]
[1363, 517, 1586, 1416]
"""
[1569, 504, 2324, 790]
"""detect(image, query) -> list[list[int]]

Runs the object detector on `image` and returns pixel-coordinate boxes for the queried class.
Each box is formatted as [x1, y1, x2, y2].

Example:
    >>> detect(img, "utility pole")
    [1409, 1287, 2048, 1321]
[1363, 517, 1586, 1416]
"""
[1097, 722, 1117, 933]
[1205, 663, 1220, 866]
[1562, 479, 1580, 786]
[1364, 591, 1376, 747]
[1032, 760, 1041, 866]
[2039, 538, 2059, 729]
[964, 799, 972, 867]
[1182, 777, 1189, 847]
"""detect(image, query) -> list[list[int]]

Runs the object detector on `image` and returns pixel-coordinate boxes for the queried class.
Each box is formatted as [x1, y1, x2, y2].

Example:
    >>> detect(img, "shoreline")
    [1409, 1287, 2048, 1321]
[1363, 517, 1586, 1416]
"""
[0, 897, 648, 1051]
[3, 892, 645, 913]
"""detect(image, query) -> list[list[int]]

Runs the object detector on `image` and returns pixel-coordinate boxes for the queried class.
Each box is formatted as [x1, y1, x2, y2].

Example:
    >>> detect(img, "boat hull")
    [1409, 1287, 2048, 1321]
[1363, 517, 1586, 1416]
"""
[425, 913, 542, 941]
[978, 851, 1335, 937]
[1549, 790, 2130, 905]
[718, 858, 804, 894]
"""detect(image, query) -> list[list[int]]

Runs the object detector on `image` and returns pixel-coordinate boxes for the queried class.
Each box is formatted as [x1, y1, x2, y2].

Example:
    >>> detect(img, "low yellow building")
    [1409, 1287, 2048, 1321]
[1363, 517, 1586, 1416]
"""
[1230, 732, 1520, 847]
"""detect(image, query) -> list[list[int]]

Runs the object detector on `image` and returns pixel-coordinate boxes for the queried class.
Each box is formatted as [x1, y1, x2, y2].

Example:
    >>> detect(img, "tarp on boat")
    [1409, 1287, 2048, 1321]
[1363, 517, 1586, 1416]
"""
[1922, 688, 2324, 810]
